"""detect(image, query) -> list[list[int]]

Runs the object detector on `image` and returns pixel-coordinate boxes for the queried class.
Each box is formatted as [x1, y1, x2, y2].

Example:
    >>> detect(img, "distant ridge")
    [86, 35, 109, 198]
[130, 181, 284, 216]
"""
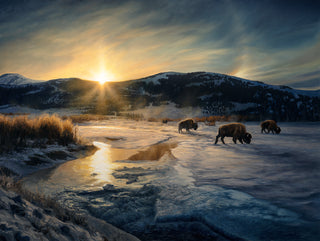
[0, 71, 319, 121]
[0, 73, 43, 86]
[132, 71, 320, 96]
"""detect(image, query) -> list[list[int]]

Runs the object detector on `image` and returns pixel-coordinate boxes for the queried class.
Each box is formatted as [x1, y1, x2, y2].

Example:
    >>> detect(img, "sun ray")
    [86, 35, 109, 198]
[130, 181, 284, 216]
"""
[91, 69, 114, 85]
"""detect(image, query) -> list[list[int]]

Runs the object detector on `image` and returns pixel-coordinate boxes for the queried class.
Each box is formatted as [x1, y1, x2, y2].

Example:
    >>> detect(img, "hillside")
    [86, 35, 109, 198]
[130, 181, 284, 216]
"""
[0, 72, 319, 121]
[121, 72, 320, 121]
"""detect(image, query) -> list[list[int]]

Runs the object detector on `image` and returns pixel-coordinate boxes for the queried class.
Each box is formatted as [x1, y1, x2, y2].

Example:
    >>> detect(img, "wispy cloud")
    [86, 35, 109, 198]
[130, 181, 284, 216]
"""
[0, 0, 319, 89]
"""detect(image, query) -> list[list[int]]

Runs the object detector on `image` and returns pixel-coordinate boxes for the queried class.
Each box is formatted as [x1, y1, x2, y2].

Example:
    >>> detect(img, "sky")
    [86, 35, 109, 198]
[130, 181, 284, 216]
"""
[0, 0, 319, 89]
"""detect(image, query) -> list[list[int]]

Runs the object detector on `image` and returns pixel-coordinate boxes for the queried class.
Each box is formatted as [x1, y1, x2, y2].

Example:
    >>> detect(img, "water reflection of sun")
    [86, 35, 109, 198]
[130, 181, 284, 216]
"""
[90, 142, 114, 183]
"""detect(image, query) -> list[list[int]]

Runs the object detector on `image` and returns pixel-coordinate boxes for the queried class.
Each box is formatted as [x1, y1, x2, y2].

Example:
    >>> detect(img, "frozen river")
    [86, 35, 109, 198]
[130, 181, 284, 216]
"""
[22, 120, 320, 240]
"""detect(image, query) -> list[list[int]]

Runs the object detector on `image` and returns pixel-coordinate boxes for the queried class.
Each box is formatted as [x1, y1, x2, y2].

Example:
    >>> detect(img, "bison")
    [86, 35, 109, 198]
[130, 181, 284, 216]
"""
[260, 120, 281, 134]
[178, 119, 198, 133]
[215, 123, 252, 144]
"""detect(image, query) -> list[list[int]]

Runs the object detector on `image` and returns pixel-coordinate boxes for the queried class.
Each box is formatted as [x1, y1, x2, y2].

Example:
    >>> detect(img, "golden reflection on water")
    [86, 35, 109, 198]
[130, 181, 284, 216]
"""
[90, 141, 114, 183]
[23, 142, 138, 194]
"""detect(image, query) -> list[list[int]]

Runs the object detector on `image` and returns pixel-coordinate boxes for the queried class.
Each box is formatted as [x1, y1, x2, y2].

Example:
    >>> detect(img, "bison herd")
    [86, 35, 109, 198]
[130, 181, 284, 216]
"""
[178, 118, 281, 144]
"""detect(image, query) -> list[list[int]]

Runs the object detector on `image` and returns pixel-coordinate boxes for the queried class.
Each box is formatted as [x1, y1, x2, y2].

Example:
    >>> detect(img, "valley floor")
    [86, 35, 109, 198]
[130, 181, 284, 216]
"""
[2, 119, 320, 241]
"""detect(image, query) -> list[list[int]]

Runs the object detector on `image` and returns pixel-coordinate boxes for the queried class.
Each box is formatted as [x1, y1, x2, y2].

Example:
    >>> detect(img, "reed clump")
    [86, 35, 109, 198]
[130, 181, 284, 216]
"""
[0, 114, 79, 151]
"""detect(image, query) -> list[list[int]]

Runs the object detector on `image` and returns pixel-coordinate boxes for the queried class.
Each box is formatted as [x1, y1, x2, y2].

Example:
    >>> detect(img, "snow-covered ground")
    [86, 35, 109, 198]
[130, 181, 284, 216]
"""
[0, 105, 84, 116]
[0, 187, 139, 241]
[21, 120, 320, 241]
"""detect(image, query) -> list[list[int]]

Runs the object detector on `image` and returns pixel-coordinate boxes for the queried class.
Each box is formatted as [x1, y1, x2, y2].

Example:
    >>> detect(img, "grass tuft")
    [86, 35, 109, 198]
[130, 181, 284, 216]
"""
[0, 114, 79, 151]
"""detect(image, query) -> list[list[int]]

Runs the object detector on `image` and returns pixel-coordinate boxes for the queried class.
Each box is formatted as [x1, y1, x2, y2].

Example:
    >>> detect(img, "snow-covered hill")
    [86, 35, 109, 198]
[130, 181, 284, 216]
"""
[132, 71, 320, 96]
[123, 72, 320, 121]
[0, 73, 43, 86]
[0, 72, 319, 121]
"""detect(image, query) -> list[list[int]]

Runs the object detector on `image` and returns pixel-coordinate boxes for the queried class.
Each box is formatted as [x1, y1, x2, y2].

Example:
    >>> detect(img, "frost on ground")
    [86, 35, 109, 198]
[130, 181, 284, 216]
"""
[0, 143, 96, 177]
[0, 188, 139, 241]
[20, 120, 320, 241]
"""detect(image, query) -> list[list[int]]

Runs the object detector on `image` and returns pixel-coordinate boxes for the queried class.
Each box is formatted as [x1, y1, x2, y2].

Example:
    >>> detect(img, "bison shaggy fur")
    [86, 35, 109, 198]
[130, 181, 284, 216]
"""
[215, 123, 252, 144]
[260, 120, 281, 134]
[178, 119, 198, 133]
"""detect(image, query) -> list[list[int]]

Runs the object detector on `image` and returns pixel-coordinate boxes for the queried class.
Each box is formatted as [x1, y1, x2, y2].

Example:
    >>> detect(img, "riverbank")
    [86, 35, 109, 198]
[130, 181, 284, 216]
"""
[0, 143, 140, 241]
[0, 181, 140, 241]
[0, 114, 141, 241]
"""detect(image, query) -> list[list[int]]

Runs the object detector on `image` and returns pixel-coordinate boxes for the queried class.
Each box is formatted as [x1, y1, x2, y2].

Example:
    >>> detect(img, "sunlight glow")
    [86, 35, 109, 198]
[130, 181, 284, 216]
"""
[90, 141, 113, 183]
[92, 70, 114, 85]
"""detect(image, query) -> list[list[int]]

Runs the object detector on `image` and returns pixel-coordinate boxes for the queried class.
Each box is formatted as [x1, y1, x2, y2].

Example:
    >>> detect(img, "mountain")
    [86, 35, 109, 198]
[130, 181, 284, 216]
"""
[0, 72, 319, 121]
[121, 72, 320, 121]
[0, 73, 43, 86]
[0, 74, 99, 109]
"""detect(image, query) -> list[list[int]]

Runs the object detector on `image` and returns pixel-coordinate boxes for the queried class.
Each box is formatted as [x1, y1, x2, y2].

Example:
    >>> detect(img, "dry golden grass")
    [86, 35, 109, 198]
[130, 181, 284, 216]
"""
[194, 115, 231, 123]
[147, 117, 158, 122]
[0, 114, 79, 151]
[62, 114, 110, 123]
[121, 113, 144, 121]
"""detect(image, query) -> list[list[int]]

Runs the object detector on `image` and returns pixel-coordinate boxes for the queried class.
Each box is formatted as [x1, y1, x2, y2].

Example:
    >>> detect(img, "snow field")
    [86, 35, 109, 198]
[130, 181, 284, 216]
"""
[21, 120, 320, 240]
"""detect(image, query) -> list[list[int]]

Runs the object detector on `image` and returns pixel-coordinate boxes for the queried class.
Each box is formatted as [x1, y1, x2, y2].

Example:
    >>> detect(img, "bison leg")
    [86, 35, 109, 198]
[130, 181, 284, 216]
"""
[214, 135, 219, 144]
[238, 137, 244, 144]
[214, 135, 220, 144]
[233, 137, 237, 144]
[221, 137, 226, 144]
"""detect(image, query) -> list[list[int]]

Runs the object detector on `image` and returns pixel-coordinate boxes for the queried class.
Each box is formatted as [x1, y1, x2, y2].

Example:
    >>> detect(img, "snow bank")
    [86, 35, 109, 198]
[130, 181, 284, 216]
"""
[0, 144, 91, 177]
[0, 105, 84, 116]
[0, 188, 139, 241]
[0, 105, 42, 114]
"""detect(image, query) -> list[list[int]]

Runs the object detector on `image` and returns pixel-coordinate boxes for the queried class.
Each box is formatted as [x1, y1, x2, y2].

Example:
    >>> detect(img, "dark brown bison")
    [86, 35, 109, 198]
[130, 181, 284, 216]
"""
[260, 120, 281, 134]
[215, 123, 252, 144]
[178, 119, 198, 133]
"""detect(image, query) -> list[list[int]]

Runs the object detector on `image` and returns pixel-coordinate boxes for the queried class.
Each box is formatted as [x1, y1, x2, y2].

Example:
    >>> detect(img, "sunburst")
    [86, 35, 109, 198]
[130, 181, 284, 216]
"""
[92, 70, 113, 85]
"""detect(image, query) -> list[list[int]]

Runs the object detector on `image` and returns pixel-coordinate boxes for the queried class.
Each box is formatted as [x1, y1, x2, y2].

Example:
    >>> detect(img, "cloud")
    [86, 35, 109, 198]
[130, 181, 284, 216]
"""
[290, 78, 320, 90]
[0, 0, 319, 89]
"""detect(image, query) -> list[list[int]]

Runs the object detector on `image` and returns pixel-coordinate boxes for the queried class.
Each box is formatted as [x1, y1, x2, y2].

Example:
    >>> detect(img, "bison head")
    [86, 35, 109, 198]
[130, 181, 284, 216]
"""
[193, 123, 198, 130]
[275, 127, 281, 134]
[243, 133, 252, 144]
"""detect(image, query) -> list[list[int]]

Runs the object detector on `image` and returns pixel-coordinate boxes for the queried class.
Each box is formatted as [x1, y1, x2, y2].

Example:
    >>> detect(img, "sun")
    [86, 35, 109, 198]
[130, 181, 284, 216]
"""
[92, 71, 113, 85]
